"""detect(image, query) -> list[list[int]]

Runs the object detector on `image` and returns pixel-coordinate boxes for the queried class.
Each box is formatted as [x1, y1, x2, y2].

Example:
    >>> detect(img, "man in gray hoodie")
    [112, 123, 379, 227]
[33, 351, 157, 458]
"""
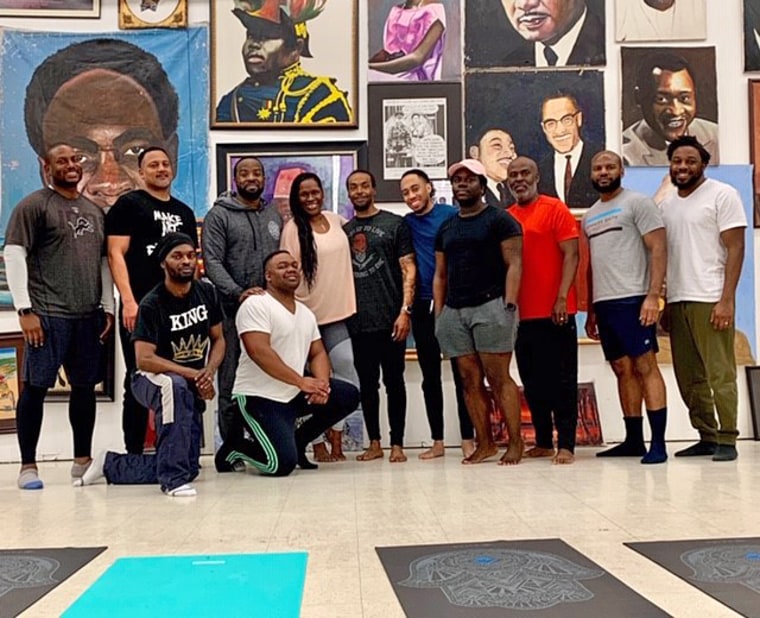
[202, 157, 282, 442]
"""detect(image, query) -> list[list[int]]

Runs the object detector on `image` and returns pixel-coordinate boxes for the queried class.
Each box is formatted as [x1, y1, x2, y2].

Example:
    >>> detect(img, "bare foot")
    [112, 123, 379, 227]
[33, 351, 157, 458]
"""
[419, 440, 445, 460]
[327, 429, 346, 461]
[357, 441, 384, 461]
[390, 445, 408, 462]
[312, 442, 337, 463]
[462, 444, 499, 465]
[524, 446, 555, 458]
[499, 440, 524, 466]
[461, 439, 476, 459]
[553, 448, 575, 465]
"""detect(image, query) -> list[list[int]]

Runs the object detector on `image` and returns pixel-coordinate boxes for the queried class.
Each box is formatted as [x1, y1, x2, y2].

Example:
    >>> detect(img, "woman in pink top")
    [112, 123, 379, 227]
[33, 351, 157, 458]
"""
[280, 173, 360, 462]
[369, 0, 446, 81]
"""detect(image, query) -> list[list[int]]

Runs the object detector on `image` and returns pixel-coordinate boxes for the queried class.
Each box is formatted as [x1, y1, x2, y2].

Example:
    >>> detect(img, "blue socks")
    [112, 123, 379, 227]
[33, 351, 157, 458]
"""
[641, 408, 667, 464]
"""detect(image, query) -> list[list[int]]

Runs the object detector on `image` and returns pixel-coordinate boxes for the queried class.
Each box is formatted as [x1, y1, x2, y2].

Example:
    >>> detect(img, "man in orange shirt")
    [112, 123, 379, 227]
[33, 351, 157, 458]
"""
[507, 156, 580, 464]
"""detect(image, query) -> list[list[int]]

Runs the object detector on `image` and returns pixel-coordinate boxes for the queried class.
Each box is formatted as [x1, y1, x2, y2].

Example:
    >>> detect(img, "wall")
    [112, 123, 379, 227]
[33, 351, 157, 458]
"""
[0, 1, 756, 463]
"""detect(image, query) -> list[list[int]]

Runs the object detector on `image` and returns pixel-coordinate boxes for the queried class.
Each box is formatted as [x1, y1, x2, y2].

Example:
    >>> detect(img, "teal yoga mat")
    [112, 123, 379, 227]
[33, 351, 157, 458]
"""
[62, 552, 308, 617]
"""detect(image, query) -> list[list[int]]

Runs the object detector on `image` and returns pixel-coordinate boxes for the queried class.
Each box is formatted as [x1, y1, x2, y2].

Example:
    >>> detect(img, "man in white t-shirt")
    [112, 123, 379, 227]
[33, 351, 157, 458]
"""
[660, 136, 747, 462]
[214, 250, 359, 476]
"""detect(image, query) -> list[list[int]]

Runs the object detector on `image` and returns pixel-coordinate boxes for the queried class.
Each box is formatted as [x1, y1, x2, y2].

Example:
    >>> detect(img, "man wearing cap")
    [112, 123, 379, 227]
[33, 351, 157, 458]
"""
[215, 3, 352, 124]
[106, 146, 198, 455]
[78, 233, 225, 498]
[203, 156, 282, 443]
[433, 159, 524, 465]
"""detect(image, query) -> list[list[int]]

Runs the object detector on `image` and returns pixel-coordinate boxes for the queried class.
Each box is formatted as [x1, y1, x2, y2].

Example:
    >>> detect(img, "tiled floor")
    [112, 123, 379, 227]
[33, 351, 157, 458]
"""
[3, 443, 759, 617]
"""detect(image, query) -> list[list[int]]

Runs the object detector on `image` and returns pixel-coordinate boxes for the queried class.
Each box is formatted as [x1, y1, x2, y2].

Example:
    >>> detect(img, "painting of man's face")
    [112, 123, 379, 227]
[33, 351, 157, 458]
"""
[641, 68, 697, 143]
[501, 0, 585, 43]
[476, 129, 517, 182]
[40, 68, 173, 209]
[541, 96, 582, 154]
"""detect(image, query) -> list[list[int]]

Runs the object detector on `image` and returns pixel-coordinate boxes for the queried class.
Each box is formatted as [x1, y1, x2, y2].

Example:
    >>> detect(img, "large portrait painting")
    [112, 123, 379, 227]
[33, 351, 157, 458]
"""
[465, 70, 605, 210]
[749, 80, 760, 227]
[620, 46, 718, 167]
[216, 142, 367, 223]
[211, 0, 358, 128]
[465, 0, 605, 69]
[368, 0, 461, 83]
[0, 0, 99, 17]
[0, 28, 210, 308]
[615, 0, 706, 42]
[746, 0, 760, 72]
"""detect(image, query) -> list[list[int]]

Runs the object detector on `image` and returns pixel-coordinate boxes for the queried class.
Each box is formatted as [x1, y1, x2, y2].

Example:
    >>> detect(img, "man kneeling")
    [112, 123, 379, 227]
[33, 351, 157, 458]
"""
[78, 233, 224, 497]
[215, 250, 359, 476]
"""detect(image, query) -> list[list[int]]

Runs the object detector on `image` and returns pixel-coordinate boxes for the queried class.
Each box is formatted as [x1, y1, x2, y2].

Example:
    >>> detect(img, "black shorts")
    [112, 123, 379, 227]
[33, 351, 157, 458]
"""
[594, 296, 658, 362]
[23, 312, 105, 388]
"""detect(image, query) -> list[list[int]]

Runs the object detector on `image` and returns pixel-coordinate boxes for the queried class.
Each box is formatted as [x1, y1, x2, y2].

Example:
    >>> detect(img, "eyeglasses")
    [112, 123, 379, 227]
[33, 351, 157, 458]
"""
[541, 111, 580, 131]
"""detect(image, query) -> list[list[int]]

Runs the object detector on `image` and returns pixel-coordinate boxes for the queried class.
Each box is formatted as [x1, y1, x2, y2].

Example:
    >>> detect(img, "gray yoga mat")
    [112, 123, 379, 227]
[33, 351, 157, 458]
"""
[376, 539, 667, 617]
[626, 538, 760, 618]
[0, 546, 106, 617]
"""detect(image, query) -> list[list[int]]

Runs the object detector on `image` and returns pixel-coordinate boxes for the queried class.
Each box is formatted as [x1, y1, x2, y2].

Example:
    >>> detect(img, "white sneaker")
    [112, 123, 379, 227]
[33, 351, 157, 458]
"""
[164, 483, 197, 498]
[73, 450, 107, 486]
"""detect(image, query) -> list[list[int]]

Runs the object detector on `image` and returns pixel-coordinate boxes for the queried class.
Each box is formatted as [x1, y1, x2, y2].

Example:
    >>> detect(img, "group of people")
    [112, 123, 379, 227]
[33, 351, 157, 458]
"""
[5, 131, 746, 497]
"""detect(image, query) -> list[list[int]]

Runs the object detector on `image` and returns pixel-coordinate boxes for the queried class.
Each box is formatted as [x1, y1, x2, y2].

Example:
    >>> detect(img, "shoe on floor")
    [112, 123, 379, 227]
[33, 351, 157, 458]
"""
[712, 444, 738, 462]
[674, 441, 717, 457]
[18, 468, 44, 490]
[164, 483, 197, 498]
[73, 450, 107, 486]
[70, 461, 89, 480]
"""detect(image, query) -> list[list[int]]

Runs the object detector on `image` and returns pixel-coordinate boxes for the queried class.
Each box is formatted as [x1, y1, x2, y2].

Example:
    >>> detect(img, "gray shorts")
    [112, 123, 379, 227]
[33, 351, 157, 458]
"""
[435, 298, 518, 358]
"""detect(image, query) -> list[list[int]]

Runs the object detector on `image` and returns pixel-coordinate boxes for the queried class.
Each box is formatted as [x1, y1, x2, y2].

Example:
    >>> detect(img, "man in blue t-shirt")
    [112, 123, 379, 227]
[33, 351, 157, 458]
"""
[401, 169, 474, 459]
[433, 159, 524, 466]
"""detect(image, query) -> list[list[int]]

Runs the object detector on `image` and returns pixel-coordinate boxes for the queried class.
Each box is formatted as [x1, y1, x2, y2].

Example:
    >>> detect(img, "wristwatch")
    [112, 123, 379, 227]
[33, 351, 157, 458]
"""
[504, 303, 517, 312]
[17, 308, 34, 316]
[402, 304, 413, 315]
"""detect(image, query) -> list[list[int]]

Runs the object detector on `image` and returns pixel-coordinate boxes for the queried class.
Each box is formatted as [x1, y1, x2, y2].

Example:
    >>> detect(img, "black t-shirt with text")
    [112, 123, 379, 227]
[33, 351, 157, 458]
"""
[105, 190, 197, 302]
[132, 280, 223, 371]
[343, 210, 414, 334]
[435, 206, 522, 309]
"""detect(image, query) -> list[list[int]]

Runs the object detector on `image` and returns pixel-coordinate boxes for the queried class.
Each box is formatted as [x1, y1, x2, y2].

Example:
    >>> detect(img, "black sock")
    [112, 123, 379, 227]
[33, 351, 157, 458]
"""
[624, 416, 645, 446]
[646, 408, 667, 445]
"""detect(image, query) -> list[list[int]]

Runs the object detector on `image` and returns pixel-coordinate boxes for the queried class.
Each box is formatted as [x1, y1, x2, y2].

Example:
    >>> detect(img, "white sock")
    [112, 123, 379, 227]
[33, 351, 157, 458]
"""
[74, 450, 107, 486]
[164, 483, 197, 498]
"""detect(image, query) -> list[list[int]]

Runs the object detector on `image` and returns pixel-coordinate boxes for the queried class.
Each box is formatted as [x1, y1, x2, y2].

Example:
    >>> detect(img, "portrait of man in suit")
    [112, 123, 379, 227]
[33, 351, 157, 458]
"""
[465, 0, 605, 68]
[537, 93, 600, 208]
[744, 0, 760, 71]
[469, 127, 518, 209]
[621, 50, 719, 166]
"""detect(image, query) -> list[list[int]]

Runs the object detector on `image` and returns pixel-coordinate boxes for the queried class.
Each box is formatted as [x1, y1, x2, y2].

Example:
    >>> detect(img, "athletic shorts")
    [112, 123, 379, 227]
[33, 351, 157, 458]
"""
[23, 312, 105, 388]
[435, 297, 517, 358]
[594, 296, 658, 362]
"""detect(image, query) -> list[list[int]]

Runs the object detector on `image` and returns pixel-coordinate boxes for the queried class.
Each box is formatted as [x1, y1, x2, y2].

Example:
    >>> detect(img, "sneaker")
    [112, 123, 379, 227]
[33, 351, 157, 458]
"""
[73, 450, 108, 486]
[164, 483, 197, 498]
[674, 441, 717, 457]
[18, 468, 44, 490]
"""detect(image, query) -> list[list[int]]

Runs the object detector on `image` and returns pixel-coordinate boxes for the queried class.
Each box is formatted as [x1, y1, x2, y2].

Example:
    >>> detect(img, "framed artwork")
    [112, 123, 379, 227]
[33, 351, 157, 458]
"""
[615, 0, 706, 42]
[0, 333, 24, 434]
[745, 1, 760, 72]
[211, 0, 358, 128]
[620, 46, 718, 167]
[749, 80, 760, 227]
[369, 81, 462, 202]
[465, 70, 604, 209]
[119, 0, 187, 29]
[0, 1, 99, 17]
[215, 142, 368, 222]
[368, 0, 462, 83]
[745, 366, 760, 440]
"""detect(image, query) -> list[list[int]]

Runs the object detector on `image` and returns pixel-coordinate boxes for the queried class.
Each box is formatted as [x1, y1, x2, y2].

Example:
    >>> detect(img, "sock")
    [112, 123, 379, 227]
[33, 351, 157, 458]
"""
[74, 450, 108, 486]
[597, 416, 646, 457]
[164, 484, 197, 497]
[641, 409, 668, 464]
[18, 468, 44, 490]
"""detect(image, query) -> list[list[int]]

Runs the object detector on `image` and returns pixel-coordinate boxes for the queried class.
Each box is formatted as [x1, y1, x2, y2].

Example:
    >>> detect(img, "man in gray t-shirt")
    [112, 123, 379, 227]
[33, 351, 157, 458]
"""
[3, 143, 114, 490]
[583, 151, 669, 464]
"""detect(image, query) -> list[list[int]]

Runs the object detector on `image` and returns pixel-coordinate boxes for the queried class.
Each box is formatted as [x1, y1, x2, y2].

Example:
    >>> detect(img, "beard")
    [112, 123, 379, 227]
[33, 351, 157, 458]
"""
[670, 171, 702, 191]
[591, 176, 622, 194]
[238, 184, 263, 201]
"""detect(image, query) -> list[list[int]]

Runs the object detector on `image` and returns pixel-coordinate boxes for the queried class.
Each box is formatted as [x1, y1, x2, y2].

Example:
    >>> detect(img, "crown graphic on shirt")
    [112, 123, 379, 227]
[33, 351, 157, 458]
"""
[171, 334, 209, 362]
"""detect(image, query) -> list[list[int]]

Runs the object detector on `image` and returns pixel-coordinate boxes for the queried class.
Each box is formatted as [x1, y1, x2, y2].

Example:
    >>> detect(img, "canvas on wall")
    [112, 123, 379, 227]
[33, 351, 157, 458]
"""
[465, 70, 605, 210]
[368, 0, 461, 83]
[211, 0, 358, 128]
[745, 0, 760, 71]
[615, 0, 706, 42]
[620, 46, 718, 167]
[0, 28, 210, 309]
[465, 0, 605, 69]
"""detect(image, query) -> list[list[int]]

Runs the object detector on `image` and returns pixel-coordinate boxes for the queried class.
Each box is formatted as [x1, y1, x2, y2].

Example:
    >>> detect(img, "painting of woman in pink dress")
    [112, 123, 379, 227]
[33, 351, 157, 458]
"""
[368, 0, 460, 82]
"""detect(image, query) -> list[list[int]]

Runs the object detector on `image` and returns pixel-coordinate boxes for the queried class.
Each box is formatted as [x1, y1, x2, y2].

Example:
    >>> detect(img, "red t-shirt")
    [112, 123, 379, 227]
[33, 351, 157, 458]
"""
[508, 195, 579, 320]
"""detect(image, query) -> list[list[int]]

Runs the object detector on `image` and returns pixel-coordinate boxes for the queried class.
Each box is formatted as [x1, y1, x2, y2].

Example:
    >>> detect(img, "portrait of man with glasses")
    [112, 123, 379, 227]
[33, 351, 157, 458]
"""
[538, 91, 602, 208]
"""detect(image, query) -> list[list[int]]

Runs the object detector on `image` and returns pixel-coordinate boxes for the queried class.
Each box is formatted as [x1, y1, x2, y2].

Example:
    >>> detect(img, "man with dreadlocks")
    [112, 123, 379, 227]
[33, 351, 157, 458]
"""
[215, 0, 352, 124]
